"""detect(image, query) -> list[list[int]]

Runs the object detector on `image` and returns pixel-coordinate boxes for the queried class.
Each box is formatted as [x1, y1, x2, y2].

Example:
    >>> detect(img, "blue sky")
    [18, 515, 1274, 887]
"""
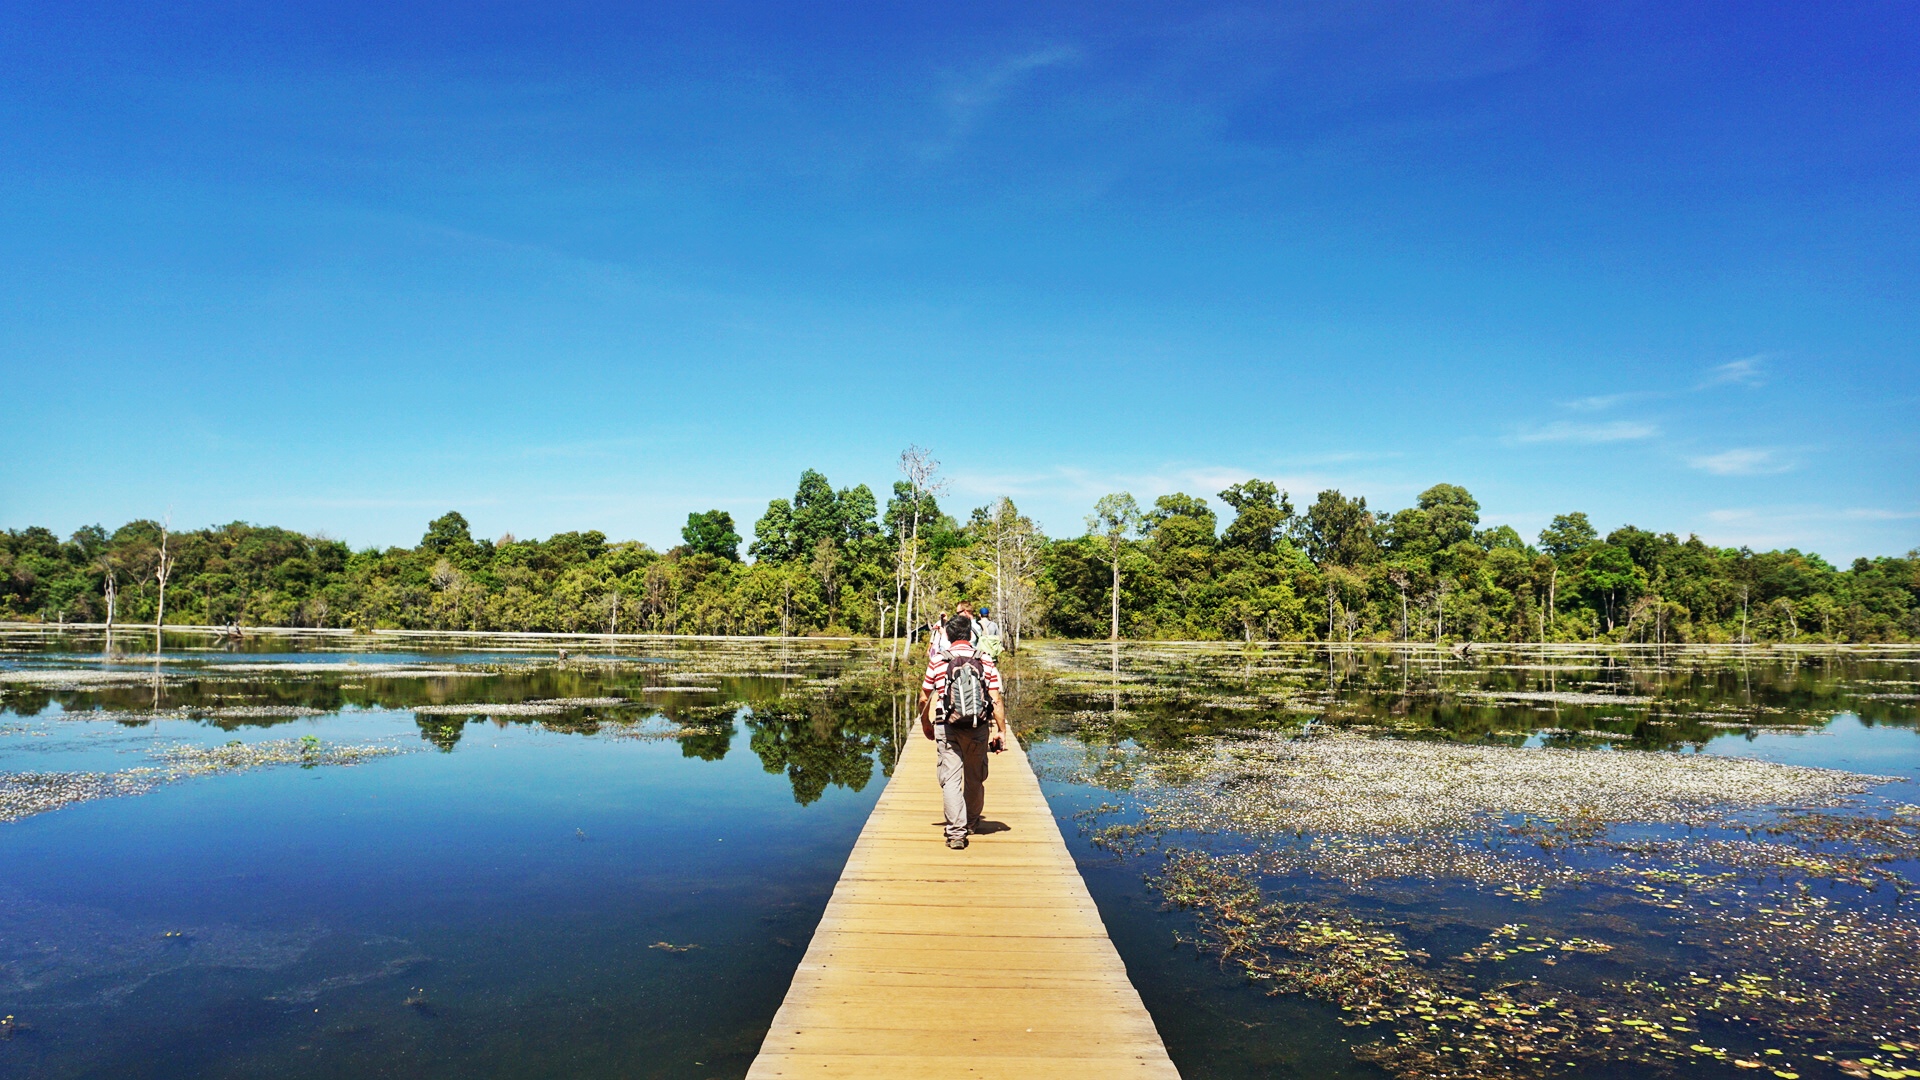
[3, 1, 1916, 560]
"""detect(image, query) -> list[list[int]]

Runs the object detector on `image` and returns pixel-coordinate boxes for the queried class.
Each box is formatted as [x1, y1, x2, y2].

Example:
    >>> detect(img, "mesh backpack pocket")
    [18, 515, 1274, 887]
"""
[943, 655, 991, 726]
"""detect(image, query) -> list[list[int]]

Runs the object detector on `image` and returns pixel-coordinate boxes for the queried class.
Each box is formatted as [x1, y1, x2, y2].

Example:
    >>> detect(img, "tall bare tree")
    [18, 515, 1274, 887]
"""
[100, 556, 118, 633]
[1774, 597, 1798, 639]
[146, 518, 175, 653]
[988, 497, 1010, 622]
[996, 503, 1044, 652]
[966, 497, 1043, 651]
[1088, 493, 1141, 641]
[152, 519, 173, 654]
[1387, 569, 1409, 641]
[895, 446, 943, 663]
[811, 537, 840, 623]
[1546, 562, 1558, 636]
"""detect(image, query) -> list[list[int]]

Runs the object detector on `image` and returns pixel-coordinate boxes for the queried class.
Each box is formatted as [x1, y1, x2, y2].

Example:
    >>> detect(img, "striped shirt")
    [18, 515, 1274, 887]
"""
[920, 639, 1003, 696]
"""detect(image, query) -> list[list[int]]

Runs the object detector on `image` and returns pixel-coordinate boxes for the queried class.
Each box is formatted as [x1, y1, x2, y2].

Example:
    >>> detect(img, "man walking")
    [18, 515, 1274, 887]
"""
[919, 614, 1011, 850]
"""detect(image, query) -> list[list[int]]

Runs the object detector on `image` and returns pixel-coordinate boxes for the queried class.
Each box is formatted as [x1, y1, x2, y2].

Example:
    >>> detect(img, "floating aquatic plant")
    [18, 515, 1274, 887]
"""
[0, 738, 411, 822]
[1038, 642, 1920, 1079]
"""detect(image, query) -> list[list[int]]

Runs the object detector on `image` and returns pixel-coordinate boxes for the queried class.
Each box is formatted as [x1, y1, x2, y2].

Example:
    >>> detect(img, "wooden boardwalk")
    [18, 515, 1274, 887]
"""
[746, 733, 1180, 1079]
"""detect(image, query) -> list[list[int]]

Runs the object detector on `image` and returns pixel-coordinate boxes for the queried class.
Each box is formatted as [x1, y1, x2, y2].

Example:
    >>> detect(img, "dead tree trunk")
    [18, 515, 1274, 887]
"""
[1546, 565, 1557, 641]
[152, 523, 172, 655]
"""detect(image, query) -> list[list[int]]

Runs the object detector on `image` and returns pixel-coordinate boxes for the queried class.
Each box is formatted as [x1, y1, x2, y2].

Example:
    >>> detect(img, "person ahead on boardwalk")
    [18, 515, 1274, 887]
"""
[918, 613, 1011, 850]
[926, 609, 950, 658]
[974, 605, 1006, 659]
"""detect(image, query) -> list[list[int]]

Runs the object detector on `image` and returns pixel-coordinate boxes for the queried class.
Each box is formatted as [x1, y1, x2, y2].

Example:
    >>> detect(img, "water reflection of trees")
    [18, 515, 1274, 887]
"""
[678, 725, 733, 761]
[416, 715, 469, 751]
[660, 702, 736, 761]
[1030, 645, 1920, 752]
[2, 664, 916, 802]
[745, 678, 903, 805]
[748, 711, 877, 805]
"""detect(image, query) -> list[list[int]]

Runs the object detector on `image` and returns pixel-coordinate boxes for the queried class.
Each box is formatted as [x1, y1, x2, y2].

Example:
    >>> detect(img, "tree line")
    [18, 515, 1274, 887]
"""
[2, 462, 1915, 644]
[1047, 482, 1918, 644]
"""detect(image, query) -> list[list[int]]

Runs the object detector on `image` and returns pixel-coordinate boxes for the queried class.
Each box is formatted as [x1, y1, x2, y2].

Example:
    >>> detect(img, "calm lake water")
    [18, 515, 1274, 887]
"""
[4, 631, 1918, 1080]
[1025, 643, 1920, 1080]
[0, 631, 907, 1080]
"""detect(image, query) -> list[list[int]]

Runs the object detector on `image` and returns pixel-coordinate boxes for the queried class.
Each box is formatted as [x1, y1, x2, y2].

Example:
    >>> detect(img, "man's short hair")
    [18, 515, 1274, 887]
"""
[946, 615, 974, 642]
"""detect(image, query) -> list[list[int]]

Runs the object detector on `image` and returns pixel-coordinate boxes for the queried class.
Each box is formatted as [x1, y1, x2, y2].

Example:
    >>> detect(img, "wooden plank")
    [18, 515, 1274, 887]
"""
[749, 1053, 1174, 1080]
[746, 733, 1180, 1079]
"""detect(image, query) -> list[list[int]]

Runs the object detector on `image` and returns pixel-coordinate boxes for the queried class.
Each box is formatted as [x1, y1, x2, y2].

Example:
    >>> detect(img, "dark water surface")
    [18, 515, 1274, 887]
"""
[1, 631, 908, 1079]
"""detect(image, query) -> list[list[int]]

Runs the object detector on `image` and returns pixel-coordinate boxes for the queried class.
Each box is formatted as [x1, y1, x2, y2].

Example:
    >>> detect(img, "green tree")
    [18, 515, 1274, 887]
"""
[838, 484, 881, 544]
[1415, 484, 1480, 549]
[885, 481, 942, 542]
[1147, 493, 1217, 619]
[1538, 512, 1598, 557]
[1217, 480, 1292, 553]
[790, 469, 841, 556]
[1585, 544, 1642, 633]
[681, 510, 742, 561]
[1148, 493, 1218, 551]
[1387, 484, 1481, 556]
[750, 499, 796, 562]
[1300, 490, 1378, 567]
[754, 470, 882, 560]
[6, 465, 1917, 646]
[421, 511, 474, 555]
[1477, 524, 1527, 550]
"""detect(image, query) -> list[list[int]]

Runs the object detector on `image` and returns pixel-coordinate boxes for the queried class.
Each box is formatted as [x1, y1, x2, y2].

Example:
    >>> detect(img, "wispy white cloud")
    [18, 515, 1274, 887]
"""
[1698, 355, 1770, 389]
[922, 46, 1081, 160]
[1697, 508, 1801, 550]
[1549, 352, 1772, 416]
[1687, 448, 1793, 476]
[1563, 393, 1636, 412]
[945, 46, 1080, 119]
[1508, 420, 1658, 445]
[1694, 505, 1919, 555]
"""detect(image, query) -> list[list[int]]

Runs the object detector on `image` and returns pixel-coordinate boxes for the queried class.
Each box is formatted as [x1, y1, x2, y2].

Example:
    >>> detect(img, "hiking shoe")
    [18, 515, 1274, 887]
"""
[946, 837, 969, 850]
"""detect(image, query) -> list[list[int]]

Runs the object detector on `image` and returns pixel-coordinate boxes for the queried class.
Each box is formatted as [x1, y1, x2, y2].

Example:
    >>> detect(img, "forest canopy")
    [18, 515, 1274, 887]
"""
[2, 473, 1915, 644]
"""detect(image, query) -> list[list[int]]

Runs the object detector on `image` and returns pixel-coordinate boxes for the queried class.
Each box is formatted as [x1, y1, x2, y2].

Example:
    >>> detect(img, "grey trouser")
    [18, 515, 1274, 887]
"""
[935, 722, 991, 841]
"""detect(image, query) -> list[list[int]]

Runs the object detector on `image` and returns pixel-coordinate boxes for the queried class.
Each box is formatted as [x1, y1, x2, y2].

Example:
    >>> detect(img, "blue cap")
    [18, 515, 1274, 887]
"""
[978, 606, 990, 616]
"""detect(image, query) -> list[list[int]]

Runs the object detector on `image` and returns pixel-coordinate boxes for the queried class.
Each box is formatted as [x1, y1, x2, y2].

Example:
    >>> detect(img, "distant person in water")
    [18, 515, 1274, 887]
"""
[919, 614, 1011, 850]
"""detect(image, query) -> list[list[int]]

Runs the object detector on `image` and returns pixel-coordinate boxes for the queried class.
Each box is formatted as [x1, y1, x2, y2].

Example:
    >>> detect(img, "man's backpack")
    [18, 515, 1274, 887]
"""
[940, 651, 993, 727]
